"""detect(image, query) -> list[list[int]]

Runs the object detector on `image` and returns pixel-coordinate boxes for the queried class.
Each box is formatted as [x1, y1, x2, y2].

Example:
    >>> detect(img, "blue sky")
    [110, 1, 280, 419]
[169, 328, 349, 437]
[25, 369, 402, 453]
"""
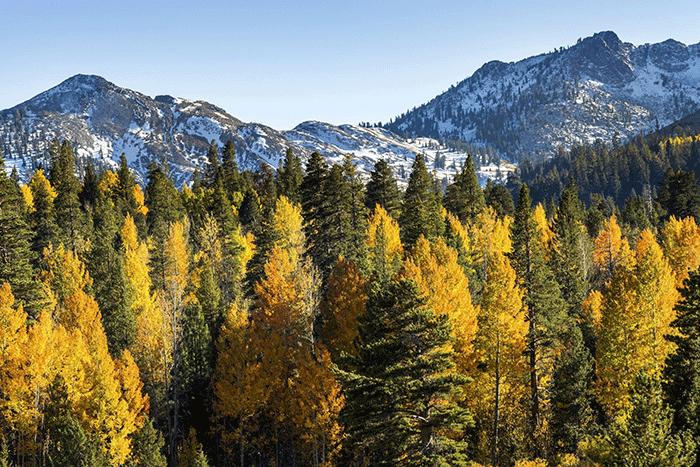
[2, 1, 699, 130]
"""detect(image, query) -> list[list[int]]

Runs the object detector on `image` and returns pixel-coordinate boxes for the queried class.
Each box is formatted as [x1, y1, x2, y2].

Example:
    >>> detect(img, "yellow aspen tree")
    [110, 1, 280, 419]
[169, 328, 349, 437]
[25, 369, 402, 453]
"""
[469, 206, 513, 288]
[662, 215, 700, 288]
[213, 303, 264, 464]
[365, 204, 403, 282]
[40, 243, 147, 465]
[0, 283, 28, 441]
[122, 214, 163, 388]
[153, 220, 190, 462]
[533, 203, 554, 256]
[99, 169, 119, 198]
[593, 215, 632, 283]
[289, 345, 344, 467]
[469, 251, 527, 467]
[319, 255, 367, 361]
[595, 229, 679, 415]
[400, 235, 479, 372]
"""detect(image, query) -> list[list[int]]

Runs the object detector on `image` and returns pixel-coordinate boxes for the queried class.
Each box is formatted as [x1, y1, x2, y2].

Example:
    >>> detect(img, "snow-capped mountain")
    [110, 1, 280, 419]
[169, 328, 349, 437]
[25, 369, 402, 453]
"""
[0, 75, 505, 186]
[386, 31, 700, 160]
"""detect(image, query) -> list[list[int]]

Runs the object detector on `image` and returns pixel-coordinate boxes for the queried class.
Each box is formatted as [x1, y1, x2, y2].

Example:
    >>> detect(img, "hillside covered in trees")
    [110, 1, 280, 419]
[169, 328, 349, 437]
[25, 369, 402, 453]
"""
[1, 136, 700, 467]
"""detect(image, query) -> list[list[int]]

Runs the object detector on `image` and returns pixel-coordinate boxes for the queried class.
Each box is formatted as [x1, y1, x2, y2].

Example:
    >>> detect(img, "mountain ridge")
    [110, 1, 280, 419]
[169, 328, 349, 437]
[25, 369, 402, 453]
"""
[385, 31, 700, 160]
[0, 75, 495, 187]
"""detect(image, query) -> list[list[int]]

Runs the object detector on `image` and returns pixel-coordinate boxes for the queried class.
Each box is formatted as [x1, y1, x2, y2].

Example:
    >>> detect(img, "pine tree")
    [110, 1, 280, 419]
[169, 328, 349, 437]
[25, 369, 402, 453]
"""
[399, 153, 444, 248]
[365, 158, 401, 219]
[49, 139, 86, 252]
[484, 179, 515, 219]
[509, 183, 569, 459]
[276, 147, 303, 205]
[221, 140, 243, 199]
[444, 154, 485, 224]
[664, 268, 700, 466]
[338, 278, 472, 466]
[597, 374, 696, 467]
[203, 140, 221, 190]
[126, 417, 167, 467]
[0, 152, 45, 318]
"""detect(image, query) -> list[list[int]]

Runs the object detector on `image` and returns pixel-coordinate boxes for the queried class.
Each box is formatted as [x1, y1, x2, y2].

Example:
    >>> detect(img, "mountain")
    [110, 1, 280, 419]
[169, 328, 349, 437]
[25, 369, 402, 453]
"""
[385, 31, 700, 161]
[0, 75, 507, 187]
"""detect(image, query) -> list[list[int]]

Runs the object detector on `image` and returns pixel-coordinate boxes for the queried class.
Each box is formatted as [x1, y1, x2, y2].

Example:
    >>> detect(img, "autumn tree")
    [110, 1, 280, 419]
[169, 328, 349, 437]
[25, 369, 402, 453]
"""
[595, 229, 678, 416]
[469, 251, 528, 467]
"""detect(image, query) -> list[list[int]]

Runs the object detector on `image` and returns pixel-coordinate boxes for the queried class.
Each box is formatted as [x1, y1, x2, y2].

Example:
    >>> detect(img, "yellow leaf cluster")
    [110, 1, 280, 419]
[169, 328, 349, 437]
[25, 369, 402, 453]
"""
[662, 215, 700, 288]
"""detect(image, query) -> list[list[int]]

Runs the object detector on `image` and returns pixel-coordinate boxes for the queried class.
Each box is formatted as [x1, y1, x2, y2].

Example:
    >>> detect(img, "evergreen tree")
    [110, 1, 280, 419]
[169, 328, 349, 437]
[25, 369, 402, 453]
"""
[551, 179, 590, 324]
[79, 160, 100, 209]
[49, 139, 86, 252]
[276, 147, 303, 204]
[597, 374, 696, 467]
[0, 152, 44, 318]
[657, 167, 700, 223]
[203, 140, 221, 189]
[510, 184, 569, 458]
[365, 158, 401, 219]
[444, 154, 485, 224]
[399, 153, 444, 248]
[126, 417, 167, 467]
[144, 160, 185, 292]
[221, 140, 243, 198]
[484, 179, 515, 219]
[115, 153, 147, 238]
[338, 279, 472, 466]
[664, 268, 700, 466]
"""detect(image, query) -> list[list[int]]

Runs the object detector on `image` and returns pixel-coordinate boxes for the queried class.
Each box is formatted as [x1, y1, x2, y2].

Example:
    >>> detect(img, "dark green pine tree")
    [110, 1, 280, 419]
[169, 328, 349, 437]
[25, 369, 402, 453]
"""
[656, 167, 700, 223]
[49, 139, 86, 252]
[365, 158, 401, 219]
[115, 153, 147, 239]
[79, 160, 101, 209]
[144, 160, 185, 292]
[308, 163, 353, 275]
[276, 147, 304, 205]
[664, 268, 700, 467]
[126, 417, 167, 467]
[203, 140, 221, 190]
[550, 179, 589, 323]
[398, 153, 444, 248]
[484, 179, 515, 219]
[602, 374, 696, 467]
[549, 325, 596, 457]
[444, 154, 485, 224]
[337, 279, 472, 467]
[238, 187, 262, 235]
[341, 155, 369, 265]
[45, 376, 109, 467]
[510, 183, 570, 458]
[179, 298, 215, 456]
[221, 140, 243, 198]
[253, 163, 277, 215]
[0, 152, 45, 318]
[86, 194, 136, 356]
[205, 177, 238, 241]
[300, 151, 330, 261]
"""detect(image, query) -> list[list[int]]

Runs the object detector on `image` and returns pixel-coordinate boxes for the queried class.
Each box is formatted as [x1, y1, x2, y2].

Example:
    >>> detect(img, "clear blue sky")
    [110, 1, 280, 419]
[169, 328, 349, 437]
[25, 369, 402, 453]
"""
[2, 1, 699, 130]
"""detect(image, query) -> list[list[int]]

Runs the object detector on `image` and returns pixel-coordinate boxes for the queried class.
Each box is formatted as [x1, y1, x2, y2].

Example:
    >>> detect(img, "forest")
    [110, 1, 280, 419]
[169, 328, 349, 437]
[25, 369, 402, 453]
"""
[1, 135, 700, 467]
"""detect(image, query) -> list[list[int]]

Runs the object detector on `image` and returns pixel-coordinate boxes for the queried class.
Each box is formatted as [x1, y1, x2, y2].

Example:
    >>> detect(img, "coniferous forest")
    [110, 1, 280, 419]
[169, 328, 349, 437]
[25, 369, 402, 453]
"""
[2, 135, 700, 467]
